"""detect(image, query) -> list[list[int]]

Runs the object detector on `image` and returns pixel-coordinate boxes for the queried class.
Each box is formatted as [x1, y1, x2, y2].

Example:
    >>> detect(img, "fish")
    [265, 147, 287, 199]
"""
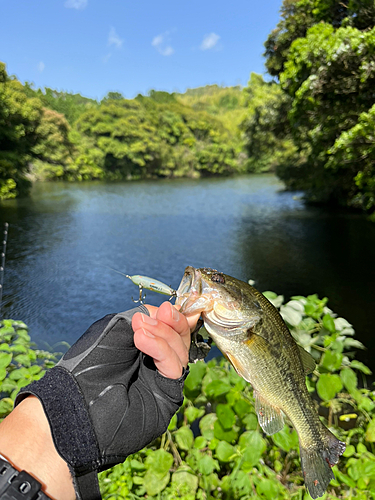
[175, 266, 346, 499]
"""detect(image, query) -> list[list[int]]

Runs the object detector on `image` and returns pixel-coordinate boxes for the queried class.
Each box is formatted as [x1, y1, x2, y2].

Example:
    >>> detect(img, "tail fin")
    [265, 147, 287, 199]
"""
[300, 429, 346, 499]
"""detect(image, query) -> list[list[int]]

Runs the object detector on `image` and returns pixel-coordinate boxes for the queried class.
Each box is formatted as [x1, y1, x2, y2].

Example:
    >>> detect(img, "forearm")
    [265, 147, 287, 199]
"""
[0, 396, 75, 500]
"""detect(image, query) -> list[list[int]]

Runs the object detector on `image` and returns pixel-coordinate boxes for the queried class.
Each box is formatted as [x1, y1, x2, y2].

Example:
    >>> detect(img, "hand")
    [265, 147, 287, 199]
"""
[7, 303, 199, 500]
[132, 301, 200, 379]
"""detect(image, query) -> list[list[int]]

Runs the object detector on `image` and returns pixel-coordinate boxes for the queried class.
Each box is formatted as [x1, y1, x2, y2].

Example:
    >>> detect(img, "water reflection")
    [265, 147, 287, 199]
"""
[0, 176, 374, 370]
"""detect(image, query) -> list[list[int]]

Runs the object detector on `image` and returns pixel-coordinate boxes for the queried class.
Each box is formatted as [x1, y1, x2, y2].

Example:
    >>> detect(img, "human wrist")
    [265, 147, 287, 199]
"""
[0, 396, 75, 500]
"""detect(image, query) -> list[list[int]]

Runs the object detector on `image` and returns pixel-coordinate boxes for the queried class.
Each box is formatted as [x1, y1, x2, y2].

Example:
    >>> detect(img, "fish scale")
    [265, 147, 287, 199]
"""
[176, 266, 346, 499]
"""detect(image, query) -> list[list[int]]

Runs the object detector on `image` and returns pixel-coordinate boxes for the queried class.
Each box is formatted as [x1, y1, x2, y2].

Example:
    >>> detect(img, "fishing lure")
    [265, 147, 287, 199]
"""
[109, 268, 176, 304]
[109, 266, 213, 361]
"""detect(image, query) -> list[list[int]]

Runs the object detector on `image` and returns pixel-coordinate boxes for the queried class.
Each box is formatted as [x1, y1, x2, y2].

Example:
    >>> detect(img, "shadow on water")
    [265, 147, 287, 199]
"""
[0, 175, 374, 370]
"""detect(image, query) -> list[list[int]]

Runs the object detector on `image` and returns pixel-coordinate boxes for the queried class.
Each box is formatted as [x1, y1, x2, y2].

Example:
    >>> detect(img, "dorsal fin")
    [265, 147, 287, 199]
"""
[298, 345, 316, 375]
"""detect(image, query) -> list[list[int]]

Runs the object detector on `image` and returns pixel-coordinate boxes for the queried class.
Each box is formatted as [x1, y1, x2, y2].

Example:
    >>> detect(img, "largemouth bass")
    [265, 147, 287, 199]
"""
[176, 266, 345, 499]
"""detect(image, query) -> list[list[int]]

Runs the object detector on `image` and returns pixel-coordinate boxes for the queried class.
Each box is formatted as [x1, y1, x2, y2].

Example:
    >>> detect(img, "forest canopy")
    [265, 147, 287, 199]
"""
[1, 0, 375, 219]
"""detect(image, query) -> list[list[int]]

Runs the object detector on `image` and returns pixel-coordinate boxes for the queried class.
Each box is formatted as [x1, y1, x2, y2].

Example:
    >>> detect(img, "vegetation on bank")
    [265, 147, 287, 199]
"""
[261, 0, 375, 219]
[1, 291, 375, 499]
[1, 0, 375, 219]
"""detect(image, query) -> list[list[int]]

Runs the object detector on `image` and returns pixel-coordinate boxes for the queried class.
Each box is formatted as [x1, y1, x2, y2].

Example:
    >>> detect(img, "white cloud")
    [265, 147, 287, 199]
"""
[200, 33, 220, 50]
[108, 27, 123, 49]
[152, 31, 174, 56]
[37, 61, 45, 72]
[64, 0, 88, 10]
[102, 53, 112, 64]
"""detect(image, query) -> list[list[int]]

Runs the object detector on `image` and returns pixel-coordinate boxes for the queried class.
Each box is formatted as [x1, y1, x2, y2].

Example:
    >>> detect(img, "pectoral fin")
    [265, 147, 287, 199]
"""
[254, 391, 284, 435]
[298, 345, 316, 375]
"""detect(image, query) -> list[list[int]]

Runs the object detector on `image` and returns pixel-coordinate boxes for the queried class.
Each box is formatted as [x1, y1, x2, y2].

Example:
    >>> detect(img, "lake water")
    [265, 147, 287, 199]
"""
[0, 175, 374, 369]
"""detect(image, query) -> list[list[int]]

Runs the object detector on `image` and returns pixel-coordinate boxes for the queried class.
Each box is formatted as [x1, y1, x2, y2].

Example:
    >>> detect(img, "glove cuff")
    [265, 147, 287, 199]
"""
[16, 366, 100, 473]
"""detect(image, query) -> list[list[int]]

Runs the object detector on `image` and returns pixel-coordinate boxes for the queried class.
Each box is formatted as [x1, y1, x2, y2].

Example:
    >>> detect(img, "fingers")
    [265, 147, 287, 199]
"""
[132, 302, 200, 379]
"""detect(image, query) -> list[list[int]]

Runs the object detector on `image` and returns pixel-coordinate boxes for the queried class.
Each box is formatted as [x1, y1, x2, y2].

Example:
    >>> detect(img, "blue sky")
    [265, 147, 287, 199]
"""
[0, 0, 282, 100]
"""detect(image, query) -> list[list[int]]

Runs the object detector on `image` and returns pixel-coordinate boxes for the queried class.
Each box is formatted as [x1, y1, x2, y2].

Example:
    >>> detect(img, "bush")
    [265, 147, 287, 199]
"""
[1, 292, 374, 499]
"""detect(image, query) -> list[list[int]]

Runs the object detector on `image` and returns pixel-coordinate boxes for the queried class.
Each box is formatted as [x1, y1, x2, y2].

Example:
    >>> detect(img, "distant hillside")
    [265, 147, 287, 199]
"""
[177, 84, 247, 135]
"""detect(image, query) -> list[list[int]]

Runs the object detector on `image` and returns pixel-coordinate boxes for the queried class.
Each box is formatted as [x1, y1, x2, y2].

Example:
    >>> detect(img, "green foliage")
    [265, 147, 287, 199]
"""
[72, 94, 241, 180]
[2, 292, 375, 498]
[30, 107, 75, 180]
[263, 0, 375, 218]
[241, 73, 297, 173]
[176, 85, 247, 137]
[0, 62, 43, 199]
[24, 84, 98, 125]
[0, 319, 58, 417]
[264, 0, 375, 78]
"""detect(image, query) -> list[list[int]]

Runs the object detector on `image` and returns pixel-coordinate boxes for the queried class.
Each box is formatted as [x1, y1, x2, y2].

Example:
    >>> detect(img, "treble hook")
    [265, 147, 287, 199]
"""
[132, 284, 147, 304]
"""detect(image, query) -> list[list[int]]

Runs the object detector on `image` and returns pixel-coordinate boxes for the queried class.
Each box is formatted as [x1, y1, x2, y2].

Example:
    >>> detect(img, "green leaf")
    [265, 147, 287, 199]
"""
[243, 412, 258, 430]
[343, 445, 355, 457]
[185, 361, 206, 393]
[199, 413, 217, 440]
[168, 413, 177, 431]
[280, 304, 303, 326]
[322, 314, 336, 333]
[216, 403, 236, 429]
[316, 373, 343, 401]
[205, 379, 231, 398]
[194, 436, 207, 449]
[174, 425, 194, 451]
[350, 360, 372, 375]
[13, 354, 31, 367]
[197, 455, 219, 475]
[321, 351, 343, 371]
[143, 470, 170, 496]
[239, 431, 266, 469]
[334, 468, 356, 488]
[365, 419, 375, 442]
[233, 398, 252, 418]
[0, 326, 15, 336]
[256, 478, 279, 499]
[0, 398, 14, 417]
[272, 425, 299, 452]
[213, 419, 238, 443]
[171, 468, 198, 493]
[0, 367, 7, 381]
[344, 338, 365, 350]
[216, 440, 236, 462]
[340, 368, 358, 394]
[0, 352, 12, 369]
[8, 367, 30, 381]
[145, 449, 173, 476]
[262, 291, 278, 300]
[185, 405, 205, 424]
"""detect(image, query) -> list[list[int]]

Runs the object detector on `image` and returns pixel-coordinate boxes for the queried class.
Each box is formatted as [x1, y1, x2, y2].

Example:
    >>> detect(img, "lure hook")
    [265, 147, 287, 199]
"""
[132, 284, 147, 304]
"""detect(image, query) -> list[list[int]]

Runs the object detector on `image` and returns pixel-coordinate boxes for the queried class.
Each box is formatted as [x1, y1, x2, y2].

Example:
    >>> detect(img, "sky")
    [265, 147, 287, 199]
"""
[0, 0, 282, 101]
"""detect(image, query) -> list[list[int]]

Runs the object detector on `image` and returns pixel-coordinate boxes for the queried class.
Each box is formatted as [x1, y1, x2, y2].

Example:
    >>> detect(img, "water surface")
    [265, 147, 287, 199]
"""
[0, 175, 374, 368]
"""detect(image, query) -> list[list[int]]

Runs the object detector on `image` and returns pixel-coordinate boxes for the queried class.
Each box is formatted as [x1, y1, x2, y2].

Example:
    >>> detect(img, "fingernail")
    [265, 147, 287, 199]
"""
[142, 328, 155, 338]
[141, 314, 158, 326]
[169, 302, 179, 321]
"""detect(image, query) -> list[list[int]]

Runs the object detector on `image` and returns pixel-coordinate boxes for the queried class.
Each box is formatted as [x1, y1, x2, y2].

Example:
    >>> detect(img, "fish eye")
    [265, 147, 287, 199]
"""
[211, 273, 225, 284]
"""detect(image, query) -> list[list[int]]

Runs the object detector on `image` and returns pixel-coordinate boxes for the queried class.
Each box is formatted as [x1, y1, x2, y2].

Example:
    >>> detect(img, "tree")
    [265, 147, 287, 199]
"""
[277, 24, 375, 208]
[0, 63, 43, 199]
[264, 0, 375, 78]
[263, 0, 375, 217]
[31, 108, 74, 180]
[73, 93, 240, 180]
[241, 73, 296, 172]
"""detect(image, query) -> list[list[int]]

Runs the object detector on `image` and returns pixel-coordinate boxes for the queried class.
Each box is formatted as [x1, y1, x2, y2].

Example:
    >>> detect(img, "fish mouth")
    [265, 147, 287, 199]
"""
[176, 266, 225, 316]
[176, 266, 196, 298]
[176, 266, 213, 315]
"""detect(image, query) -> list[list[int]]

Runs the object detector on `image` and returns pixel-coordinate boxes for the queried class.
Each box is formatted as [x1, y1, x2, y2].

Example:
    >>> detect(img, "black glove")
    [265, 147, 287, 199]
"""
[15, 305, 188, 500]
